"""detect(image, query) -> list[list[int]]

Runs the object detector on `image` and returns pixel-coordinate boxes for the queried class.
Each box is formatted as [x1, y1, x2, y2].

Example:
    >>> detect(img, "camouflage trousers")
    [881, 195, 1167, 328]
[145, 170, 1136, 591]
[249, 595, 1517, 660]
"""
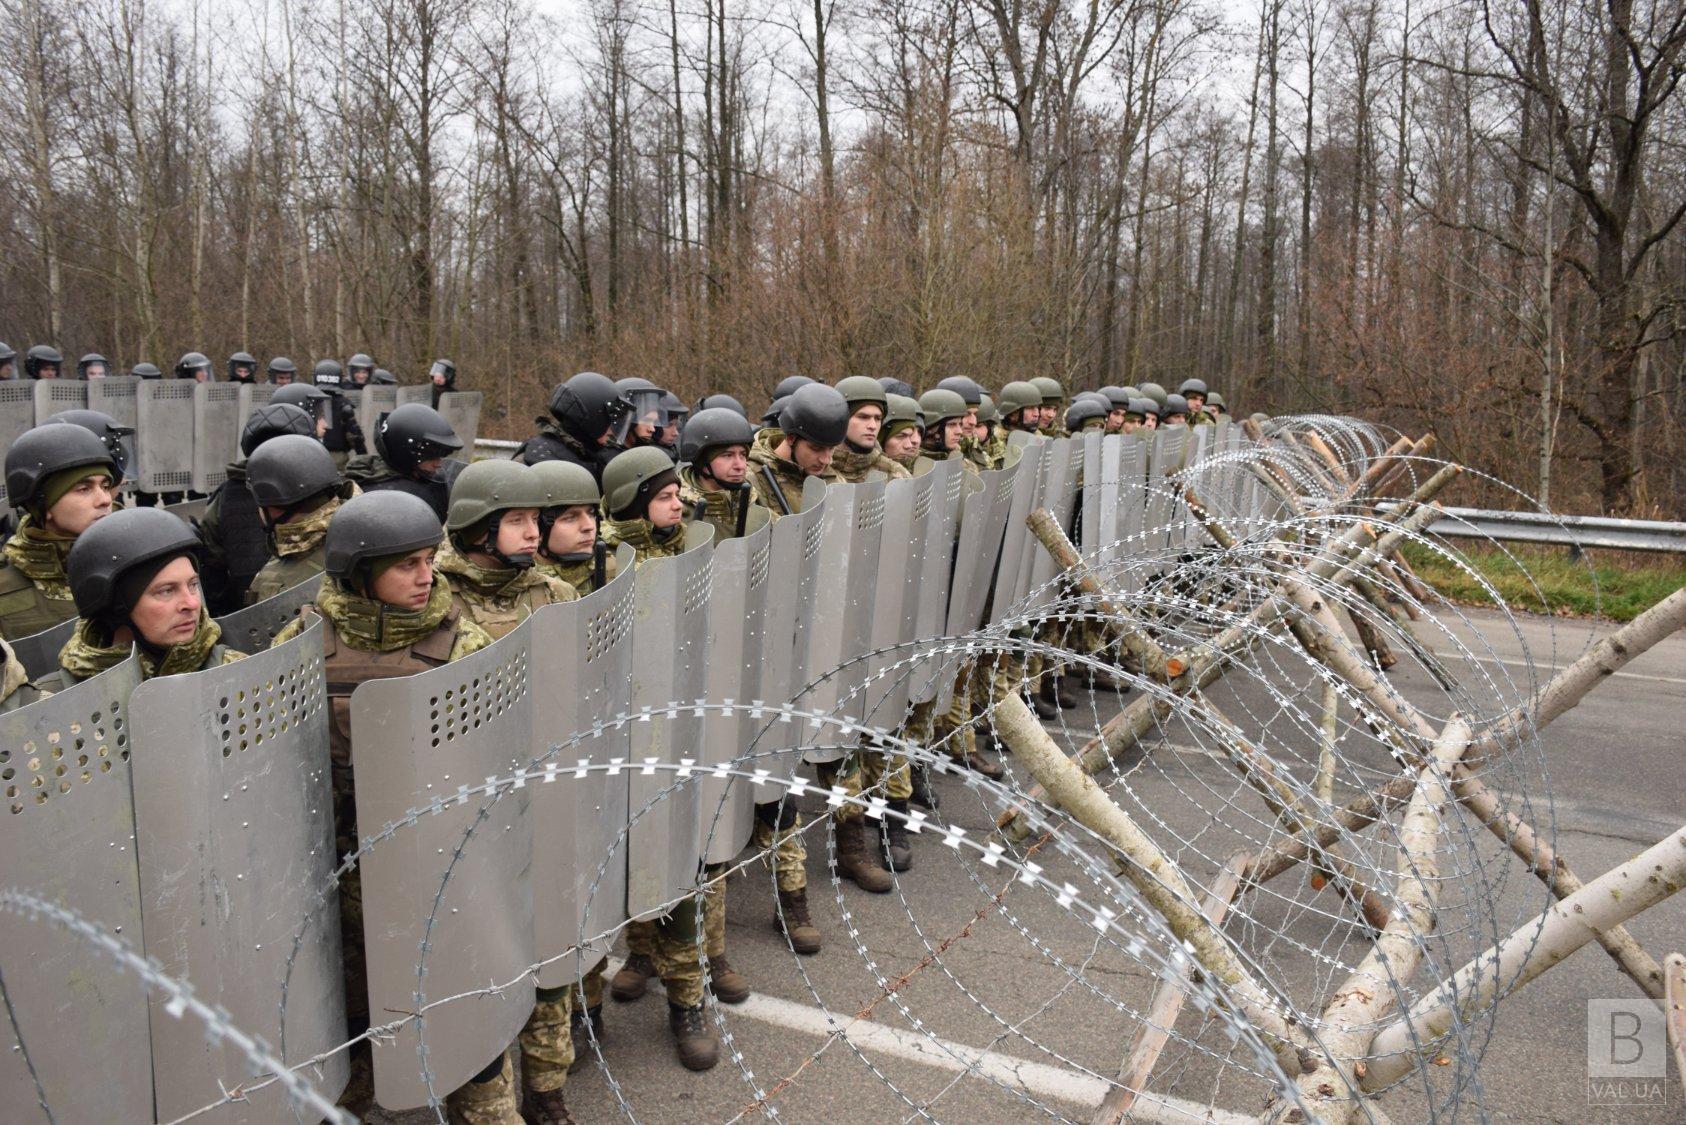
[518, 983, 575, 1093]
[445, 1050, 520, 1123]
[624, 899, 705, 1007]
[750, 804, 808, 892]
[703, 862, 730, 958]
[817, 746, 911, 824]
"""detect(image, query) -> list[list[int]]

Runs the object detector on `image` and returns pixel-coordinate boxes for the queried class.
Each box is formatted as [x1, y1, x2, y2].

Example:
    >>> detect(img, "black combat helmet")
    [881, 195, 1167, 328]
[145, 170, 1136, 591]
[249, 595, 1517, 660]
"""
[778, 384, 850, 447]
[247, 434, 343, 509]
[374, 403, 463, 475]
[240, 403, 317, 457]
[323, 490, 443, 590]
[66, 507, 201, 623]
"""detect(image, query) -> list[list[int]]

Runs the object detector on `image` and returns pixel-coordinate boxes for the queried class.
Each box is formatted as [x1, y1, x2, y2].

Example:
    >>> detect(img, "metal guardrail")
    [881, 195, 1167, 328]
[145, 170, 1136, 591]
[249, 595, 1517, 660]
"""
[471, 438, 1686, 554]
[1378, 503, 1686, 555]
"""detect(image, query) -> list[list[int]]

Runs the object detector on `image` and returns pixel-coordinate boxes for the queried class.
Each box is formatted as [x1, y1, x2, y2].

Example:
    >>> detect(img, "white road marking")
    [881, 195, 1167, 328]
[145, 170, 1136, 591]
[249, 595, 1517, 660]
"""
[1424, 648, 1686, 687]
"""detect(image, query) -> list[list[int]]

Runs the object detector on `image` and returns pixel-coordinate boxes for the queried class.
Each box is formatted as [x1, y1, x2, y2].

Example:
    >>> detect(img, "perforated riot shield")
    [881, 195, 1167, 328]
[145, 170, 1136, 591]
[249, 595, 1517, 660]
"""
[129, 617, 349, 1121]
[0, 382, 37, 507]
[906, 457, 962, 706]
[1091, 433, 1126, 569]
[798, 478, 884, 763]
[396, 385, 433, 408]
[33, 378, 87, 423]
[862, 475, 920, 733]
[528, 545, 635, 989]
[1116, 433, 1148, 591]
[749, 488, 824, 802]
[136, 380, 197, 494]
[697, 521, 771, 865]
[193, 382, 247, 492]
[1176, 424, 1216, 549]
[214, 574, 325, 652]
[990, 440, 1044, 624]
[88, 377, 140, 492]
[350, 623, 536, 1109]
[626, 525, 714, 919]
[0, 657, 152, 1121]
[436, 391, 483, 461]
[9, 616, 76, 680]
[1024, 437, 1081, 610]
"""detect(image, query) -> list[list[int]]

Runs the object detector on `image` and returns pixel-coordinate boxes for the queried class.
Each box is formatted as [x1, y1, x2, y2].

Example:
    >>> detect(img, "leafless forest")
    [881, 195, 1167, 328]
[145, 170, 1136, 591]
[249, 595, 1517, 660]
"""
[2, 0, 1683, 514]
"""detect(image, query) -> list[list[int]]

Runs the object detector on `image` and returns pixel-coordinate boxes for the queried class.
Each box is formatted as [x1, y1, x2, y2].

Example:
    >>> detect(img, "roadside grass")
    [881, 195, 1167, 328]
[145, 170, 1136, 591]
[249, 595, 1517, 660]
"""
[1400, 541, 1685, 622]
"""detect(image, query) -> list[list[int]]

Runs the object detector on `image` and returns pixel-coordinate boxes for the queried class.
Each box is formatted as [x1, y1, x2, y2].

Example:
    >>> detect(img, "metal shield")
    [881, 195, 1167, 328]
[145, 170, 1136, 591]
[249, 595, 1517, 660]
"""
[436, 391, 483, 462]
[1143, 426, 1187, 552]
[214, 573, 325, 652]
[937, 459, 1017, 711]
[626, 525, 714, 919]
[396, 385, 433, 408]
[697, 521, 771, 864]
[1025, 437, 1081, 609]
[88, 376, 141, 493]
[33, 377, 88, 423]
[1094, 433, 1125, 568]
[527, 545, 635, 988]
[1116, 433, 1148, 591]
[349, 624, 536, 1109]
[906, 457, 962, 705]
[193, 382, 247, 493]
[1081, 431, 1105, 560]
[356, 386, 399, 441]
[748, 491, 821, 801]
[129, 617, 349, 1122]
[0, 657, 152, 1122]
[9, 617, 76, 680]
[990, 440, 1044, 623]
[0, 382, 37, 507]
[798, 478, 884, 762]
[136, 380, 198, 494]
[862, 474, 920, 733]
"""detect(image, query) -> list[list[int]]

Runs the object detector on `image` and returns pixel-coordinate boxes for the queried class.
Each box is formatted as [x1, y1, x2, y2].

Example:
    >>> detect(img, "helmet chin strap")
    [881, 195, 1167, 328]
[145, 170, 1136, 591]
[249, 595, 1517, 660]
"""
[474, 513, 535, 570]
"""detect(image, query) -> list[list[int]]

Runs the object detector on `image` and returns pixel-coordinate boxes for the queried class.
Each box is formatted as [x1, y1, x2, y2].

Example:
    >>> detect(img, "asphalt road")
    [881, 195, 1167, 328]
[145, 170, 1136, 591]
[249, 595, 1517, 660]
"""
[376, 604, 1686, 1124]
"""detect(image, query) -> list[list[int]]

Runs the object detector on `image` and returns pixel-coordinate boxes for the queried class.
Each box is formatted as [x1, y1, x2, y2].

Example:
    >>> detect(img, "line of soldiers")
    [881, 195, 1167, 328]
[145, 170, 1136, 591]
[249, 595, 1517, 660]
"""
[0, 367, 1233, 1123]
[0, 343, 458, 395]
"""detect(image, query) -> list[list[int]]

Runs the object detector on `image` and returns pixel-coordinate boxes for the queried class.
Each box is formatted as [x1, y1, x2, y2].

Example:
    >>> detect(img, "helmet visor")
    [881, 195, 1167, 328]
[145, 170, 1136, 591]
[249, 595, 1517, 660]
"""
[616, 389, 667, 442]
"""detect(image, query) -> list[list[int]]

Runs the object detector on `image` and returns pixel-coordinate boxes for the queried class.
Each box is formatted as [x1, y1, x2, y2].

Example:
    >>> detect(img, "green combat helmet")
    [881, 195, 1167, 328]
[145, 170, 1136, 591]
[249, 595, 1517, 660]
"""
[834, 376, 889, 412]
[976, 394, 999, 425]
[602, 445, 681, 519]
[446, 459, 549, 533]
[917, 388, 968, 430]
[996, 381, 1042, 425]
[1030, 376, 1066, 407]
[1138, 382, 1169, 409]
[531, 458, 602, 509]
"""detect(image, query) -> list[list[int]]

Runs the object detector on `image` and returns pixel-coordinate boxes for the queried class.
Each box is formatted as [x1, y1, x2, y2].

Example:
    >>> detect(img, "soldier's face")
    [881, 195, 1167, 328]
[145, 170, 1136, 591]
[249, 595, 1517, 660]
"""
[1143, 414, 1158, 429]
[233, 364, 253, 381]
[1165, 413, 1186, 426]
[45, 475, 116, 535]
[0, 361, 12, 380]
[547, 505, 597, 556]
[1121, 417, 1141, 434]
[1186, 393, 1205, 411]
[84, 364, 107, 379]
[964, 408, 978, 430]
[792, 438, 834, 477]
[707, 447, 749, 485]
[846, 405, 883, 448]
[128, 556, 202, 649]
[496, 508, 541, 558]
[939, 419, 963, 452]
[647, 482, 684, 529]
[1107, 409, 1125, 432]
[371, 547, 436, 610]
[38, 364, 59, 379]
[974, 419, 989, 440]
[272, 371, 294, 385]
[883, 427, 920, 461]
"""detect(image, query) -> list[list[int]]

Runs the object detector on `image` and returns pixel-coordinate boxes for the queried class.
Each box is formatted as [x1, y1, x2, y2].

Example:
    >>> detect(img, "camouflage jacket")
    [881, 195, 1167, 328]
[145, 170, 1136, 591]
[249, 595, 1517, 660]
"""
[245, 495, 342, 605]
[601, 516, 688, 565]
[747, 433, 837, 519]
[678, 465, 771, 542]
[832, 444, 911, 484]
[537, 548, 621, 595]
[435, 542, 577, 639]
[55, 611, 245, 685]
[0, 638, 50, 713]
[0, 519, 78, 640]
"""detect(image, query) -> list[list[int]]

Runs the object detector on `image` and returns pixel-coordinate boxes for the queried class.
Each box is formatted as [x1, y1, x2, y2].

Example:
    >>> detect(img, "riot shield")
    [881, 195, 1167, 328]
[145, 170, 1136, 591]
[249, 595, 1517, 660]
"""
[136, 380, 197, 494]
[350, 623, 536, 1109]
[193, 382, 247, 493]
[0, 657, 152, 1121]
[1094, 433, 1125, 569]
[749, 489, 823, 802]
[798, 478, 884, 763]
[528, 544, 635, 989]
[356, 386, 399, 442]
[990, 440, 1044, 624]
[165, 496, 209, 523]
[697, 521, 771, 864]
[9, 616, 76, 680]
[862, 475, 920, 733]
[1080, 431, 1104, 561]
[626, 525, 714, 919]
[1143, 426, 1187, 553]
[88, 376, 141, 492]
[0, 382, 37, 507]
[396, 385, 433, 408]
[214, 573, 325, 652]
[906, 457, 962, 706]
[436, 391, 483, 461]
[938, 458, 1017, 711]
[1116, 433, 1148, 591]
[33, 377, 87, 422]
[1025, 437, 1081, 610]
[1176, 424, 1216, 549]
[129, 617, 349, 1121]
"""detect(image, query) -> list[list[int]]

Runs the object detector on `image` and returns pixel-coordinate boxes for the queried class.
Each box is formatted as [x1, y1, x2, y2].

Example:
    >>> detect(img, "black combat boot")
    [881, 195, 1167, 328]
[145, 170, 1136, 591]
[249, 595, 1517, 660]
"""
[879, 799, 913, 872]
[834, 816, 894, 892]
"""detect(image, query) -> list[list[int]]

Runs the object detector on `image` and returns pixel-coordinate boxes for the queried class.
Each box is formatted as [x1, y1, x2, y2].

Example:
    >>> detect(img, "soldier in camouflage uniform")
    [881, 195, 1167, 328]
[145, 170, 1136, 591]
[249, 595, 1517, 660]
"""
[1066, 395, 1109, 435]
[1205, 391, 1228, 417]
[879, 394, 925, 471]
[245, 436, 350, 604]
[269, 492, 511, 1121]
[0, 424, 120, 639]
[746, 383, 845, 515]
[936, 376, 994, 471]
[1031, 376, 1069, 437]
[598, 447, 720, 1072]
[1179, 378, 1214, 423]
[51, 508, 247, 686]
[831, 377, 911, 483]
[1121, 397, 1154, 435]
[975, 394, 1009, 466]
[198, 403, 319, 614]
[531, 459, 620, 594]
[997, 381, 1043, 437]
[438, 459, 581, 1122]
